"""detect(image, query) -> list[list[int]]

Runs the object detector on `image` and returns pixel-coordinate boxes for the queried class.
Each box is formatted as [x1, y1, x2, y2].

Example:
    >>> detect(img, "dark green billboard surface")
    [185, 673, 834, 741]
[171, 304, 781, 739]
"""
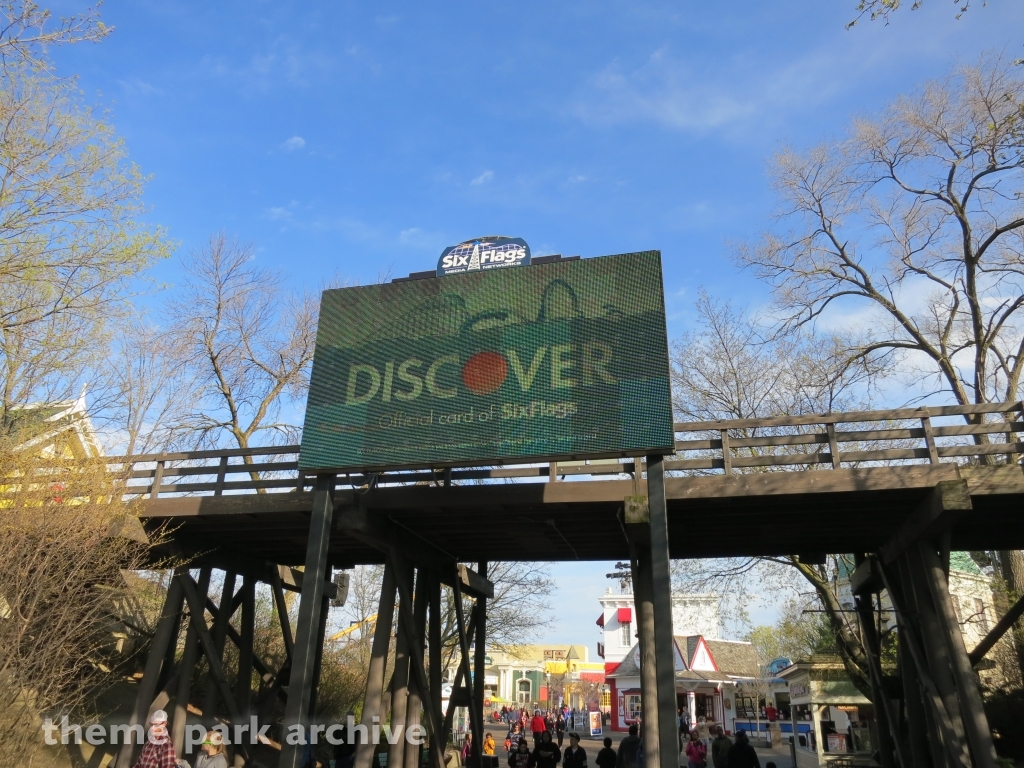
[299, 251, 674, 471]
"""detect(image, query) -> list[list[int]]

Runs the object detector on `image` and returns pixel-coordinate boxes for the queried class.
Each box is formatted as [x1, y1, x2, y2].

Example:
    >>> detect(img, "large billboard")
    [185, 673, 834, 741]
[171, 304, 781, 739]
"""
[299, 250, 674, 472]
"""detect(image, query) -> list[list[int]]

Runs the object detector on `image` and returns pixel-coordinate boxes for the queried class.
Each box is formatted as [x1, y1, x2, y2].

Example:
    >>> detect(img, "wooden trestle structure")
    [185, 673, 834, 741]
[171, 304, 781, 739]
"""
[113, 402, 1024, 768]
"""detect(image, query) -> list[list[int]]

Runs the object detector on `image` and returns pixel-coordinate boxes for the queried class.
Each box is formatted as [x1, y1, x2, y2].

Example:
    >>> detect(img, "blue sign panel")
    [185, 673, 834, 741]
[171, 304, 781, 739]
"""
[437, 236, 530, 277]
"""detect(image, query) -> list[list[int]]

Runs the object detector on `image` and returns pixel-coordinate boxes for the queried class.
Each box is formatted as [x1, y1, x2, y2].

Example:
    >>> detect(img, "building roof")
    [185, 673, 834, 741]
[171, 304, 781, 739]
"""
[949, 551, 984, 576]
[607, 635, 758, 680]
[2, 393, 103, 458]
[703, 639, 759, 678]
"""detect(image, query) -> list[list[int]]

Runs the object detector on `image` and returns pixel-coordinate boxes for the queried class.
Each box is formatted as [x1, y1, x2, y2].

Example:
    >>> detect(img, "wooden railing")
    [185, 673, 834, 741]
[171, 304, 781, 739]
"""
[99, 402, 1024, 498]
[669, 402, 1024, 474]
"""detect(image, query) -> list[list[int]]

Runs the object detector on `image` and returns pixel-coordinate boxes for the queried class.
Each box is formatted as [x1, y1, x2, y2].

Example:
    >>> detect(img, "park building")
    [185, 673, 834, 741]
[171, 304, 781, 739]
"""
[596, 588, 761, 732]
[476, 644, 606, 709]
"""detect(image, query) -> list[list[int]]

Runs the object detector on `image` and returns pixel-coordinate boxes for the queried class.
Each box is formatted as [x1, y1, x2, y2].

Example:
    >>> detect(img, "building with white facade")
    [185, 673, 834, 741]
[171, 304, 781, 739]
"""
[606, 635, 759, 732]
[597, 587, 735, 731]
[596, 588, 721, 666]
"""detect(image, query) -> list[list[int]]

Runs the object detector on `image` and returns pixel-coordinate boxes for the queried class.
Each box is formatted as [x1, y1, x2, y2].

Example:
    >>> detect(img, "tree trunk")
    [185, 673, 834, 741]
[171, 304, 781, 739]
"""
[997, 549, 1024, 679]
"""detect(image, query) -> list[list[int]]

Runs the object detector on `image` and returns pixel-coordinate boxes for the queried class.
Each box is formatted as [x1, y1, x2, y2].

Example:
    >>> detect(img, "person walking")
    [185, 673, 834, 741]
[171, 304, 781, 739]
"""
[680, 707, 691, 739]
[132, 710, 178, 768]
[509, 723, 525, 753]
[711, 726, 732, 768]
[530, 710, 547, 749]
[461, 733, 474, 765]
[555, 711, 566, 748]
[531, 731, 561, 768]
[684, 730, 707, 768]
[508, 737, 532, 768]
[616, 725, 643, 768]
[562, 732, 587, 768]
[595, 738, 616, 768]
[194, 731, 229, 768]
[726, 731, 760, 768]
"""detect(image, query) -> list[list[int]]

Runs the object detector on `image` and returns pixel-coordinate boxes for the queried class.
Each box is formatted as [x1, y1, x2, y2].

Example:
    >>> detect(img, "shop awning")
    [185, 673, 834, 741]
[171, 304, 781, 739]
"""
[596, 613, 605, 627]
[617, 607, 633, 622]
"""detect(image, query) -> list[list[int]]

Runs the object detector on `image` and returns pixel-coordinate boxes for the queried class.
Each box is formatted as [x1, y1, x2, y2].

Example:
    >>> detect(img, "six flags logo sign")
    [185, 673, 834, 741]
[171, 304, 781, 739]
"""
[436, 236, 530, 276]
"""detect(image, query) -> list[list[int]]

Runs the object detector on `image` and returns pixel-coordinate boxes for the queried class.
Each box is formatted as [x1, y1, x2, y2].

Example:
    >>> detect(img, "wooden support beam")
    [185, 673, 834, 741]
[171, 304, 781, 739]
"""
[472, 562, 488, 768]
[879, 558, 971, 768]
[899, 551, 971, 767]
[388, 559, 415, 768]
[202, 571, 237, 719]
[280, 475, 335, 768]
[404, 568, 429, 768]
[163, 544, 337, 599]
[177, 572, 250, 763]
[308, 594, 332, 717]
[850, 555, 883, 597]
[629, 545, 661, 768]
[452, 572, 484, 763]
[647, 455, 679, 768]
[919, 543, 999, 768]
[852, 588, 900, 768]
[879, 480, 971, 565]
[269, 564, 295, 662]
[428, 571, 443, 766]
[277, 563, 338, 600]
[117, 570, 185, 768]
[970, 591, 1024, 667]
[235, 576, 256, 723]
[355, 558, 398, 768]
[391, 551, 447, 768]
[172, 567, 211, 756]
[204, 596, 284, 697]
[334, 504, 494, 598]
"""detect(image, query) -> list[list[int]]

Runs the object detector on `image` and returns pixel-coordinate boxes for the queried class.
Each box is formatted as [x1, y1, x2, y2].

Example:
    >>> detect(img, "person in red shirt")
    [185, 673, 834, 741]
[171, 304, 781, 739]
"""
[132, 710, 178, 768]
[765, 704, 778, 722]
[530, 709, 547, 748]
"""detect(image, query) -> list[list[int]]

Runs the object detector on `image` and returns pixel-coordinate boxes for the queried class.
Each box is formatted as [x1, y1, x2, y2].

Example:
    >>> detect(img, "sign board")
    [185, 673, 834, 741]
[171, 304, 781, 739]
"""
[589, 711, 603, 737]
[437, 236, 530, 276]
[299, 251, 674, 472]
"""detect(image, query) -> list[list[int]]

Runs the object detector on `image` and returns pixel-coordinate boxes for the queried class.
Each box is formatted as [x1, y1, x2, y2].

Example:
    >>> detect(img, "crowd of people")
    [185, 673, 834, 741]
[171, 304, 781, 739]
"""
[463, 706, 772, 768]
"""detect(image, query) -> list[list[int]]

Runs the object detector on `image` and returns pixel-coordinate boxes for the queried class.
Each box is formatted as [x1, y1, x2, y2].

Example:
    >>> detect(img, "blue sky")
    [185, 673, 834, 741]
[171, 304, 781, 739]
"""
[48, 0, 1024, 646]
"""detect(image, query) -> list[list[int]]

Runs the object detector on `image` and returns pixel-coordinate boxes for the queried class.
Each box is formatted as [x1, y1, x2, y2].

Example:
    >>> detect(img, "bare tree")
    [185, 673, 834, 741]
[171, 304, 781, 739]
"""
[672, 296, 881, 698]
[735, 53, 1024, 677]
[165, 234, 318, 462]
[87, 316, 198, 455]
[0, 447, 155, 767]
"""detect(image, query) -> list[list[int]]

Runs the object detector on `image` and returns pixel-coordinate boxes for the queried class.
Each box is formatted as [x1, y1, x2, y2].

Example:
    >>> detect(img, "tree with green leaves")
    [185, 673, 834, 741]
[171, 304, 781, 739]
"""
[0, 16, 170, 416]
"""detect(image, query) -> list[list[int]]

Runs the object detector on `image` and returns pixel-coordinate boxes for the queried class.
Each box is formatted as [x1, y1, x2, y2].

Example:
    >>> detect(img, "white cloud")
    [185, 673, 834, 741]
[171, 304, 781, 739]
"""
[265, 200, 299, 221]
[470, 170, 494, 186]
[570, 41, 884, 135]
[282, 136, 306, 152]
[117, 77, 161, 97]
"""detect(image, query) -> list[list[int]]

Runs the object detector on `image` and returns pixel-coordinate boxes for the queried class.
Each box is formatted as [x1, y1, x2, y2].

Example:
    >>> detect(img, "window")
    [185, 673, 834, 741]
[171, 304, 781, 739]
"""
[621, 621, 632, 646]
[626, 694, 642, 721]
[975, 598, 989, 632]
[951, 595, 962, 623]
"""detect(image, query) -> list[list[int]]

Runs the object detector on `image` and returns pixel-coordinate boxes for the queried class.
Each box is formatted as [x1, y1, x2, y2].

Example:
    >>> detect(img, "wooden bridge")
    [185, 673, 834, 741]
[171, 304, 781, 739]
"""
[107, 401, 1024, 768]
[124, 401, 1024, 565]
